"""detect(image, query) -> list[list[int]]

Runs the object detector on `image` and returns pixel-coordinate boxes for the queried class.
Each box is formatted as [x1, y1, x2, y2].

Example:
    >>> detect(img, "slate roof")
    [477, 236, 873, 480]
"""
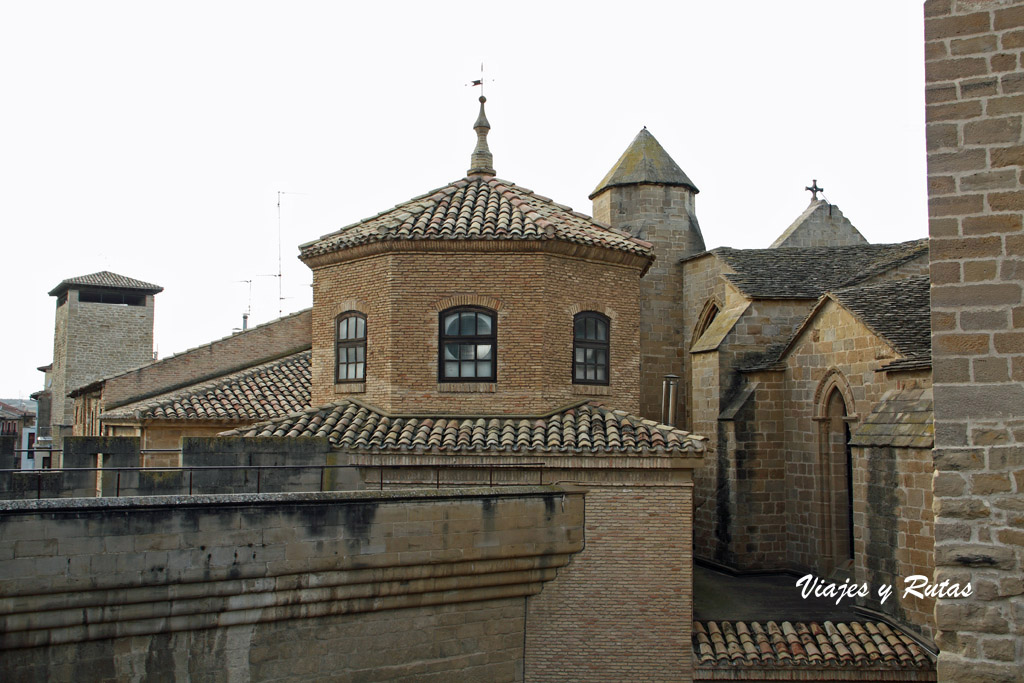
[102, 351, 311, 422]
[850, 388, 934, 449]
[830, 275, 932, 363]
[706, 239, 928, 300]
[694, 621, 934, 671]
[48, 271, 163, 297]
[299, 176, 652, 261]
[589, 128, 698, 198]
[222, 400, 705, 455]
[739, 275, 932, 373]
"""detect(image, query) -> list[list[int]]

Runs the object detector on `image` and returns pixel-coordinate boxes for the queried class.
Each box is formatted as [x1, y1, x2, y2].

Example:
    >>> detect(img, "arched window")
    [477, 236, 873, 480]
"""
[573, 312, 609, 385]
[336, 312, 366, 382]
[439, 307, 496, 382]
[692, 299, 720, 347]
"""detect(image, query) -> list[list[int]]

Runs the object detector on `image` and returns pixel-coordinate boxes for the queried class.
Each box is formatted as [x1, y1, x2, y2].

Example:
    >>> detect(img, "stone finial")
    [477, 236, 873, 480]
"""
[468, 96, 495, 177]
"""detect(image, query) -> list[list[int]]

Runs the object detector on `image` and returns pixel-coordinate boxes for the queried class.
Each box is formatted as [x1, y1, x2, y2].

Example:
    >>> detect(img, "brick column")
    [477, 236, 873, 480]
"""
[925, 1, 1024, 679]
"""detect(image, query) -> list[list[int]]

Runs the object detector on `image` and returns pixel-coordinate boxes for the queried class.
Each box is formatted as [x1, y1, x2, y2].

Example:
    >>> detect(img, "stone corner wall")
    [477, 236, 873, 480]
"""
[925, 0, 1024, 679]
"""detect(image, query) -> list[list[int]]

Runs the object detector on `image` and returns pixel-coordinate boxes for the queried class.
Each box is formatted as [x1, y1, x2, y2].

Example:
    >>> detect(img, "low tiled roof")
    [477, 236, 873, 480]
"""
[299, 176, 652, 261]
[694, 621, 933, 671]
[48, 271, 163, 297]
[850, 388, 933, 449]
[709, 239, 928, 300]
[102, 351, 310, 422]
[830, 275, 931, 363]
[222, 400, 704, 455]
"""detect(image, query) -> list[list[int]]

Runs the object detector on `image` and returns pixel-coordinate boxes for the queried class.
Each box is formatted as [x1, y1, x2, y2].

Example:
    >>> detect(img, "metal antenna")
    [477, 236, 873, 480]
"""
[276, 191, 309, 318]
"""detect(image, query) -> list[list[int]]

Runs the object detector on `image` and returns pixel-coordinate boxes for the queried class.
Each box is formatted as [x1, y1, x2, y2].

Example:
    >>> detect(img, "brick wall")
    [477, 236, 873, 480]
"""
[310, 248, 642, 416]
[525, 476, 695, 682]
[593, 184, 705, 422]
[925, 1, 1024, 679]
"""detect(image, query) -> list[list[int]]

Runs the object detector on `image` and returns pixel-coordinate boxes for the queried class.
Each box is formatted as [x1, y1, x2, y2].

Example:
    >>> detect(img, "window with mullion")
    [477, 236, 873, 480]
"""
[573, 312, 609, 385]
[439, 307, 496, 382]
[336, 312, 366, 383]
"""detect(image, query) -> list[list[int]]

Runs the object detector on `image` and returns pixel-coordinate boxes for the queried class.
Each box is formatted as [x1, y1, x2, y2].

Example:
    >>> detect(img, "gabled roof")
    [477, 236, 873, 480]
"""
[102, 351, 310, 422]
[48, 271, 163, 297]
[222, 399, 705, 455]
[741, 275, 932, 373]
[590, 128, 698, 198]
[694, 621, 933, 671]
[707, 239, 928, 300]
[829, 275, 931, 362]
[769, 200, 868, 249]
[299, 176, 652, 262]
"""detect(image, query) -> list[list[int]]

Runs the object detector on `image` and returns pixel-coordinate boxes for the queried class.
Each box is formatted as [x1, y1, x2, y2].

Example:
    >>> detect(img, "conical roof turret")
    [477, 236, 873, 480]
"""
[590, 128, 698, 198]
[468, 96, 495, 177]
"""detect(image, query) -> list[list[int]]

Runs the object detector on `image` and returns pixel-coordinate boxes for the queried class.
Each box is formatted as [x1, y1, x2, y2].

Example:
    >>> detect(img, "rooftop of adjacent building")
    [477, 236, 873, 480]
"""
[48, 271, 163, 298]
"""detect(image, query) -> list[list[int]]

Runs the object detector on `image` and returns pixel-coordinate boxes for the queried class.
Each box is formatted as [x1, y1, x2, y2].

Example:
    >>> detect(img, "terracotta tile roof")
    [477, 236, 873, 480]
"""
[299, 176, 652, 260]
[830, 275, 931, 363]
[48, 271, 163, 297]
[710, 239, 928, 300]
[850, 388, 933, 449]
[694, 621, 934, 671]
[222, 400, 705, 455]
[102, 351, 310, 422]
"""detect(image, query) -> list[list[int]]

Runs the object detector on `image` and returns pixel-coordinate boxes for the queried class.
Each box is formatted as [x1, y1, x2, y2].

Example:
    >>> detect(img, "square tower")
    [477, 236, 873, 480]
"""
[46, 271, 162, 454]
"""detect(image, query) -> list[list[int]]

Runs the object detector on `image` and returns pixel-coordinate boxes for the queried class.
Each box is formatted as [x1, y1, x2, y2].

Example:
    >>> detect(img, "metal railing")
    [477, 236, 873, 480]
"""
[0, 463, 548, 500]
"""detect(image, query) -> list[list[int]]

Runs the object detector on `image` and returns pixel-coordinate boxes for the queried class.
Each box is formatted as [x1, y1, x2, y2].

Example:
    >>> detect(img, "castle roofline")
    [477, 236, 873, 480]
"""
[48, 271, 163, 297]
[589, 128, 698, 199]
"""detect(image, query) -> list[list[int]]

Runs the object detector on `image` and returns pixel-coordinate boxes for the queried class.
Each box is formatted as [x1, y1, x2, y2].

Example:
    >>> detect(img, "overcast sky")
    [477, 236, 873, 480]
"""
[0, 2, 928, 399]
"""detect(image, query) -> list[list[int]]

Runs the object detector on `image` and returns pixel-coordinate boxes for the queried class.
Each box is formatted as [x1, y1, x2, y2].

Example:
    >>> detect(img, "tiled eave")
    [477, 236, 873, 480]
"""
[300, 237, 654, 276]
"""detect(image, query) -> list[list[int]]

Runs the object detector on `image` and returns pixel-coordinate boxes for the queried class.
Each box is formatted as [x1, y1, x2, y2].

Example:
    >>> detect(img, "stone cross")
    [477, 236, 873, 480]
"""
[806, 179, 824, 200]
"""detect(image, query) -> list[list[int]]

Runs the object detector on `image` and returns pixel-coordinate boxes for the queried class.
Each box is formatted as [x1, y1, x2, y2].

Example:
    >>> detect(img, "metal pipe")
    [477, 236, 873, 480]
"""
[665, 374, 679, 427]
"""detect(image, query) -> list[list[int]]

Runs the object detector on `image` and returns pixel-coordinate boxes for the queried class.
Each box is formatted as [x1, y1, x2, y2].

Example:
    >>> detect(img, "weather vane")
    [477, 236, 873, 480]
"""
[467, 63, 493, 97]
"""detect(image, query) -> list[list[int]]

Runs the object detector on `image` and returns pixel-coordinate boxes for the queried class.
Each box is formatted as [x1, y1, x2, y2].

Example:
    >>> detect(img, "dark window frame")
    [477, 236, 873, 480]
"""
[438, 306, 497, 383]
[573, 312, 610, 386]
[335, 311, 367, 383]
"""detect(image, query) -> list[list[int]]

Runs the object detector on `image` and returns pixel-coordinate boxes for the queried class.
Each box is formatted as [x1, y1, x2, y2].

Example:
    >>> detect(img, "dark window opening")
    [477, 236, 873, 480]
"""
[439, 307, 496, 382]
[573, 312, 609, 385]
[336, 312, 367, 382]
[78, 290, 146, 306]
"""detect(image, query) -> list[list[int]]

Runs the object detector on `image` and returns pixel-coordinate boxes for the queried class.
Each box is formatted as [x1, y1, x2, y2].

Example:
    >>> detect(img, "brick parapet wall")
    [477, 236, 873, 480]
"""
[925, 1, 1024, 679]
[310, 250, 642, 416]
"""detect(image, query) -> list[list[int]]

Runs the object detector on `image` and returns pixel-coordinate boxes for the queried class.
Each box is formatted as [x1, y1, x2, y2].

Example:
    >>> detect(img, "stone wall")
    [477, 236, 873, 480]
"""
[593, 183, 705, 422]
[0, 487, 583, 682]
[50, 289, 156, 446]
[310, 248, 643, 415]
[925, 0, 1024, 679]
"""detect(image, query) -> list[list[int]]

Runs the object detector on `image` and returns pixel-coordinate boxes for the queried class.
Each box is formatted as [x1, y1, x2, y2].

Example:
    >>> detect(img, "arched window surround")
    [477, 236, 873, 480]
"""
[573, 311, 610, 386]
[438, 306, 497, 383]
[335, 311, 367, 383]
